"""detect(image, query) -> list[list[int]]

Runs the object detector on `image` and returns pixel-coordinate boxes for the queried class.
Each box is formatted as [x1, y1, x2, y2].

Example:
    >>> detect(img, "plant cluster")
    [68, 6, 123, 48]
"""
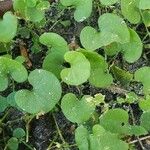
[0, 0, 150, 149]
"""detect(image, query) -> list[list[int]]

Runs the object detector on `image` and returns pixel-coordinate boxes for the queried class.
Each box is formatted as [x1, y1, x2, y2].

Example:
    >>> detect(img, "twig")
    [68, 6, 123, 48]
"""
[130, 135, 150, 144]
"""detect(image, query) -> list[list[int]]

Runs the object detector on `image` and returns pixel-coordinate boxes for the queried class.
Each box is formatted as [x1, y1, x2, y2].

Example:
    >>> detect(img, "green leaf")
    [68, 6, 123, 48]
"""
[80, 26, 119, 50]
[26, 0, 37, 7]
[25, 7, 45, 22]
[75, 125, 89, 150]
[104, 42, 122, 56]
[39, 32, 69, 56]
[36, 1, 50, 10]
[7, 137, 19, 150]
[0, 57, 28, 91]
[60, 0, 92, 22]
[111, 65, 133, 85]
[13, 128, 26, 139]
[79, 49, 113, 87]
[98, 13, 130, 44]
[121, 0, 141, 24]
[90, 125, 129, 150]
[15, 69, 62, 114]
[13, 0, 26, 17]
[100, 0, 118, 6]
[0, 96, 9, 112]
[0, 42, 11, 53]
[134, 67, 150, 94]
[75, 125, 129, 150]
[61, 51, 90, 85]
[140, 111, 150, 131]
[13, 0, 49, 22]
[99, 108, 129, 134]
[129, 125, 148, 136]
[61, 93, 96, 123]
[121, 28, 143, 63]
[139, 0, 150, 10]
[139, 96, 150, 111]
[43, 52, 64, 79]
[7, 92, 18, 108]
[142, 10, 150, 27]
[0, 12, 17, 43]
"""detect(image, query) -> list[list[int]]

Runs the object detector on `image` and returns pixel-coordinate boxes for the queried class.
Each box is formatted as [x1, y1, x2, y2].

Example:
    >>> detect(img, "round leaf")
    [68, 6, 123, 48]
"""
[13, 128, 26, 139]
[79, 50, 113, 87]
[99, 108, 129, 134]
[0, 57, 28, 91]
[7, 137, 19, 150]
[98, 13, 130, 44]
[60, 0, 92, 22]
[61, 51, 90, 85]
[15, 69, 62, 114]
[39, 32, 69, 56]
[0, 12, 17, 43]
[61, 93, 96, 124]
[121, 0, 141, 24]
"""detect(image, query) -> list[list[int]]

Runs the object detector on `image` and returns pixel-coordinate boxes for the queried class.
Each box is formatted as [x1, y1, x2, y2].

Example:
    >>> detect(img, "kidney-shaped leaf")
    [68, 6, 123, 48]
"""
[61, 51, 90, 85]
[0, 57, 28, 91]
[61, 93, 96, 124]
[121, 0, 141, 24]
[39, 32, 69, 56]
[0, 12, 17, 43]
[135, 67, 150, 94]
[100, 108, 129, 134]
[98, 13, 130, 44]
[80, 26, 119, 51]
[60, 0, 92, 22]
[15, 69, 62, 114]
[79, 49, 113, 87]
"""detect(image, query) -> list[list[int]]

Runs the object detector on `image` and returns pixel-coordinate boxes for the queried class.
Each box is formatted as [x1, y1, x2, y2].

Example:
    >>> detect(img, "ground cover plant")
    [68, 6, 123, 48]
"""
[0, 0, 150, 149]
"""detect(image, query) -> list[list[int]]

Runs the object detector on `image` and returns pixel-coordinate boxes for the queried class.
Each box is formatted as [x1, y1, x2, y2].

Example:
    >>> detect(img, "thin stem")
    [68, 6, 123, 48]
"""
[22, 141, 35, 150]
[47, 133, 58, 150]
[25, 115, 35, 142]
[129, 106, 145, 150]
[52, 113, 66, 144]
